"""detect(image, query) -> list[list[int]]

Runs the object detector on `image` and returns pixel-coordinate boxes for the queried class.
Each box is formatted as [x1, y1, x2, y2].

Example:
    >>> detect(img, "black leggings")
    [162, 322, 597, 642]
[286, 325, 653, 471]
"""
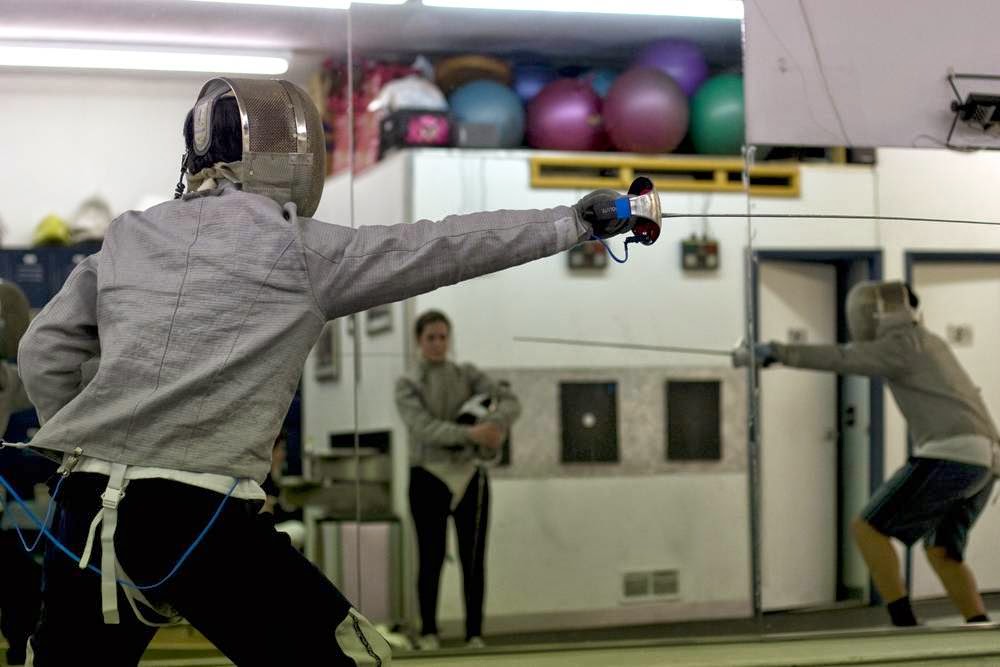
[408, 466, 490, 640]
[28, 473, 391, 666]
[0, 530, 42, 664]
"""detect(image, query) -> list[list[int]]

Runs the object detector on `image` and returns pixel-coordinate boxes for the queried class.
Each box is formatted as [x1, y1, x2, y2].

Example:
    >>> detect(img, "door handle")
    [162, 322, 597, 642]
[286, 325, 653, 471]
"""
[843, 405, 857, 428]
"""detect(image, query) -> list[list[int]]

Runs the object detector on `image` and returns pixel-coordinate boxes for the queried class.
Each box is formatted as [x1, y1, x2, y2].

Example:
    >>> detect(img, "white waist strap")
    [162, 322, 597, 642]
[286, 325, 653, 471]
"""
[115, 556, 181, 628]
[77, 462, 181, 627]
[100, 462, 128, 624]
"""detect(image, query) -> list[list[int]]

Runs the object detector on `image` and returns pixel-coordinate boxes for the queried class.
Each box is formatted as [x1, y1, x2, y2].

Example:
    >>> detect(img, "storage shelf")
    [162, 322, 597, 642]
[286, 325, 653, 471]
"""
[530, 154, 800, 197]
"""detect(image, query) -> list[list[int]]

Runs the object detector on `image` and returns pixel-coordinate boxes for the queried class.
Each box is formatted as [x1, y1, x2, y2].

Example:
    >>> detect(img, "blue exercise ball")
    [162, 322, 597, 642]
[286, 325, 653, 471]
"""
[513, 63, 559, 103]
[580, 68, 619, 98]
[449, 80, 526, 148]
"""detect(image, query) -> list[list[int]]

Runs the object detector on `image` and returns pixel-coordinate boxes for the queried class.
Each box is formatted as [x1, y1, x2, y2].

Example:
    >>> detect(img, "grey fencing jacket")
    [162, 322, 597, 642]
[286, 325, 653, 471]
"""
[18, 182, 589, 482]
[775, 318, 1000, 468]
[396, 359, 521, 467]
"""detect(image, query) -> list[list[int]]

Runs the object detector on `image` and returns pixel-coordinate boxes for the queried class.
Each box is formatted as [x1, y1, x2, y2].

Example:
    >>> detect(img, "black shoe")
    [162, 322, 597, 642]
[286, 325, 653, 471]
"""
[7, 646, 28, 665]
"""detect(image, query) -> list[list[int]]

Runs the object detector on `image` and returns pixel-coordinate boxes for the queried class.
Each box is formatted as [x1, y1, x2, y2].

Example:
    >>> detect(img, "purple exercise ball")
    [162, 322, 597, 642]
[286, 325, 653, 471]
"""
[633, 39, 709, 97]
[513, 63, 559, 103]
[603, 67, 689, 154]
[526, 78, 605, 151]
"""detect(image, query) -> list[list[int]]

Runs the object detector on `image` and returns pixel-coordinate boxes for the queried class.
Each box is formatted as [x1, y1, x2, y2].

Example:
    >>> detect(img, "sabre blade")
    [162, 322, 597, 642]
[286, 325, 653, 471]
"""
[660, 212, 1000, 226]
[514, 336, 732, 357]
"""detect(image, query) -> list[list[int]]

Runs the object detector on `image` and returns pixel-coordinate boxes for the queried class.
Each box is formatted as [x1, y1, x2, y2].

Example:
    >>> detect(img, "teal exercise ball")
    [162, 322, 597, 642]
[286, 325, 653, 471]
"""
[690, 73, 745, 155]
[449, 80, 526, 148]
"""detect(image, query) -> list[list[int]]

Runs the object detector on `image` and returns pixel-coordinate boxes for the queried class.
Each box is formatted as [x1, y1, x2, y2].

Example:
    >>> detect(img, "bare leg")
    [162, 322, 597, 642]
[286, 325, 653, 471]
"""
[924, 546, 987, 619]
[852, 518, 907, 602]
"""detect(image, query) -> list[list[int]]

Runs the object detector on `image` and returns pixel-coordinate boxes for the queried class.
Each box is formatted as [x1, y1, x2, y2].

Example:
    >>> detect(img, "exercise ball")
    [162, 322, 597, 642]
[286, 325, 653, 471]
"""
[579, 68, 619, 98]
[604, 68, 689, 153]
[633, 39, 709, 96]
[449, 80, 525, 148]
[690, 73, 745, 155]
[526, 79, 604, 151]
[512, 63, 558, 103]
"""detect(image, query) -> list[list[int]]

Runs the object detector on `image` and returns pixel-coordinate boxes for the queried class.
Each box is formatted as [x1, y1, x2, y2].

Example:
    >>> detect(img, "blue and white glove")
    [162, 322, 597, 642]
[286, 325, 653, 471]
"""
[731, 341, 780, 368]
[573, 189, 633, 239]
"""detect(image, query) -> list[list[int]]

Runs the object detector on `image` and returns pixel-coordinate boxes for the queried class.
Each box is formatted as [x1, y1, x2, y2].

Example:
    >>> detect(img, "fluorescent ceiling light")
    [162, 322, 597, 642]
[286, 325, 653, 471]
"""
[0, 44, 289, 74]
[421, 0, 743, 19]
[185, 0, 348, 6]
[183, 0, 407, 7]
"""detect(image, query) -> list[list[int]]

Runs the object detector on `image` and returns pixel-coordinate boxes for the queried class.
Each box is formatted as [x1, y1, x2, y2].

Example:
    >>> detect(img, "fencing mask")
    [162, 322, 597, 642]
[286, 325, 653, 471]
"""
[455, 393, 504, 465]
[846, 281, 918, 342]
[456, 394, 496, 425]
[187, 78, 326, 217]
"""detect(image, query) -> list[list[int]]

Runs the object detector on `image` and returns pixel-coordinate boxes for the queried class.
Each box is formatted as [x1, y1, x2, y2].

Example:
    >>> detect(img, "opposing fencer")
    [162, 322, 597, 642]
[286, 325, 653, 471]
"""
[737, 281, 998, 627]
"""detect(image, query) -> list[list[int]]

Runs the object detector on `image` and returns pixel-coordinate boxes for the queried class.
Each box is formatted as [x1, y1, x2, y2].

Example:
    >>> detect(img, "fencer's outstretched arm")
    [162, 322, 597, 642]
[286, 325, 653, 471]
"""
[18, 254, 101, 423]
[395, 377, 473, 448]
[774, 331, 911, 379]
[297, 207, 590, 321]
[465, 364, 521, 429]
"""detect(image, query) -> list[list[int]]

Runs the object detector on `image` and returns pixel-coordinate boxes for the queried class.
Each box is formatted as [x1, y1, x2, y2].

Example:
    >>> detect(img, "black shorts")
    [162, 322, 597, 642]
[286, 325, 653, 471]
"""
[862, 457, 994, 562]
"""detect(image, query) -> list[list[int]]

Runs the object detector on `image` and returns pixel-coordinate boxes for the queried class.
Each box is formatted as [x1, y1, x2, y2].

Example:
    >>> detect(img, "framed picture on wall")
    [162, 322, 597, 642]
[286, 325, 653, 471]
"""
[365, 304, 393, 335]
[314, 320, 340, 382]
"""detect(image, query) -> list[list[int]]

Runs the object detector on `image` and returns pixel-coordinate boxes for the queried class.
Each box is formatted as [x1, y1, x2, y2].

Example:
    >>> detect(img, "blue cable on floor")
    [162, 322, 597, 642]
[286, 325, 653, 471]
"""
[0, 470, 236, 591]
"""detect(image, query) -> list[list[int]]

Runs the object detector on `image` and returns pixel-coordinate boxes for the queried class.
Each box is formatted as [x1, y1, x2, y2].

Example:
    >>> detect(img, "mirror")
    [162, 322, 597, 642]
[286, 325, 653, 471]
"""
[323, 0, 753, 655]
[742, 0, 1000, 644]
[7, 0, 999, 664]
[747, 147, 1000, 634]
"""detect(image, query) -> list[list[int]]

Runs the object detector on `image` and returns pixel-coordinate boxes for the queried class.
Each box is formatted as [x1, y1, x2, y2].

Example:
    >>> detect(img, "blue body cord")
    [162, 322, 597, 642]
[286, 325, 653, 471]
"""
[0, 467, 236, 591]
[591, 235, 634, 264]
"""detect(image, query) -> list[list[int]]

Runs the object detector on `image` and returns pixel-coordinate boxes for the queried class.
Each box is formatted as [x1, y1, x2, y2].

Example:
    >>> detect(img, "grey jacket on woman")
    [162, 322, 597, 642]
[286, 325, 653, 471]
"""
[395, 358, 520, 467]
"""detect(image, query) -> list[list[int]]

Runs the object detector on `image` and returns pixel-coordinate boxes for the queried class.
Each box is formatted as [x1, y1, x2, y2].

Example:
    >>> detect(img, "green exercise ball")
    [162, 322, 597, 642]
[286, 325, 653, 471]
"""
[690, 73, 745, 155]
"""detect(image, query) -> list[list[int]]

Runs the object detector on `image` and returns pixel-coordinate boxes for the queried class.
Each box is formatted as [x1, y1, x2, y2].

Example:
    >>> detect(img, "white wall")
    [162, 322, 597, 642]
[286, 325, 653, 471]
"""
[0, 72, 198, 245]
[439, 474, 751, 629]
[0, 65, 316, 247]
[411, 150, 750, 371]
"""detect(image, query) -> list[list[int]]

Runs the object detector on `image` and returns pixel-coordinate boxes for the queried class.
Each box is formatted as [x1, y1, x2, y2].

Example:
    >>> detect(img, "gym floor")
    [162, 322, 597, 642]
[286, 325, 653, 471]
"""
[3, 594, 999, 666]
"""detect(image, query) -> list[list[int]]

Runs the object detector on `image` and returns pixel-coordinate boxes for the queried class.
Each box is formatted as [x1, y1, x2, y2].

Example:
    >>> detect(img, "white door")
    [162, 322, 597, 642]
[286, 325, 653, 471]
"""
[840, 373, 871, 600]
[911, 262, 1000, 598]
[760, 261, 839, 610]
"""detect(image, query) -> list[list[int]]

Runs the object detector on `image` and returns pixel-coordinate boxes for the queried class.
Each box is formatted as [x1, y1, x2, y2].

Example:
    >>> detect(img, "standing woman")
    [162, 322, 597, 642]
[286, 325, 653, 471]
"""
[395, 310, 520, 650]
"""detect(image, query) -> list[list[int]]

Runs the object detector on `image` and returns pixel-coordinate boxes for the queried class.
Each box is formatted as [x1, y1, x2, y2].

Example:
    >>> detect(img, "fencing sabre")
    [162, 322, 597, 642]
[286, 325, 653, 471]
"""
[513, 335, 733, 358]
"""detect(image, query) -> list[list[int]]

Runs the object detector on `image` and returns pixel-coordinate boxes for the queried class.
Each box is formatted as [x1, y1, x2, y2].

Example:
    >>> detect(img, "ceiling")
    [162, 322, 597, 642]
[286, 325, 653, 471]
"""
[0, 0, 346, 51]
[1, 1, 743, 68]
[350, 5, 742, 65]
